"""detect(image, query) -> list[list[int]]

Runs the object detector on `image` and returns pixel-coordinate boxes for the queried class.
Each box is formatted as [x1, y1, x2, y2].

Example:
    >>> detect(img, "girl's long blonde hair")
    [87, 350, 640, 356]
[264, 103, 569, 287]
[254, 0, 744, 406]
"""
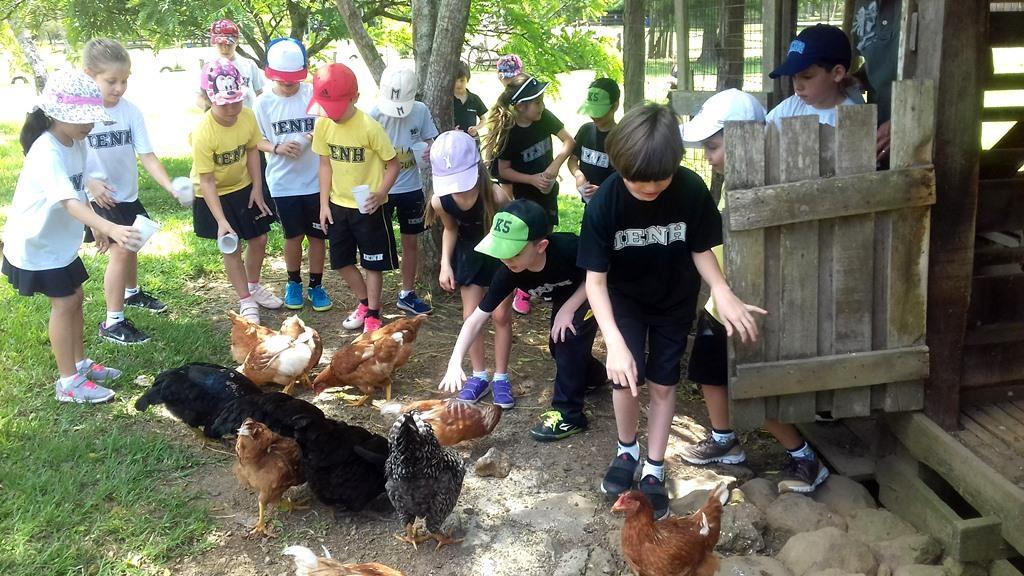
[480, 75, 529, 163]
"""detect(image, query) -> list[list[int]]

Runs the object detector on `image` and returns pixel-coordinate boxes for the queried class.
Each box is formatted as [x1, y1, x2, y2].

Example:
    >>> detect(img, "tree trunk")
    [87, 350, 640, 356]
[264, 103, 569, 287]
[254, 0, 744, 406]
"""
[334, 0, 386, 83]
[695, 1, 719, 67]
[411, 0, 437, 95]
[623, 0, 646, 109]
[287, 0, 310, 39]
[11, 21, 47, 93]
[717, 0, 744, 90]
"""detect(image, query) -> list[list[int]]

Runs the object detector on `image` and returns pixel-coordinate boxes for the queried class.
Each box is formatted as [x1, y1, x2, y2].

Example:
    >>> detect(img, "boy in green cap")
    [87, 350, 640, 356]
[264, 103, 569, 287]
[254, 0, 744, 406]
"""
[439, 199, 606, 441]
[568, 78, 620, 204]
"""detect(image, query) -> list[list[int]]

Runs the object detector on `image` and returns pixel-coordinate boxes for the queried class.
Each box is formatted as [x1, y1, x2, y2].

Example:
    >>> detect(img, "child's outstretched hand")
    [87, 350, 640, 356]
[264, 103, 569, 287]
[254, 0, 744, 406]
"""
[550, 306, 578, 343]
[606, 338, 639, 396]
[439, 362, 466, 394]
[248, 191, 273, 218]
[439, 265, 456, 292]
[107, 224, 143, 252]
[712, 285, 767, 343]
[87, 178, 117, 210]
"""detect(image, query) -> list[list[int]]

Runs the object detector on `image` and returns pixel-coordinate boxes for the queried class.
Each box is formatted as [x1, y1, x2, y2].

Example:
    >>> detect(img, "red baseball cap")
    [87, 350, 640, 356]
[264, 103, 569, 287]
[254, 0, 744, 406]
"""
[307, 63, 358, 121]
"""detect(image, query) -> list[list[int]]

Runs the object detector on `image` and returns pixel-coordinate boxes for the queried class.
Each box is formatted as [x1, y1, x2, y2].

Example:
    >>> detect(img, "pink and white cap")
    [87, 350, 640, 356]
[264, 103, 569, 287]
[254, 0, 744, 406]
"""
[430, 130, 481, 196]
[36, 69, 113, 125]
[201, 58, 246, 105]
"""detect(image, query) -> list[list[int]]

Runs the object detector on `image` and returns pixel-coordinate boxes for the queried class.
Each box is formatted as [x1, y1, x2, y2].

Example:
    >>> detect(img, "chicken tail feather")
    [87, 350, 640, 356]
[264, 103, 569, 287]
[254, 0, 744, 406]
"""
[283, 545, 319, 572]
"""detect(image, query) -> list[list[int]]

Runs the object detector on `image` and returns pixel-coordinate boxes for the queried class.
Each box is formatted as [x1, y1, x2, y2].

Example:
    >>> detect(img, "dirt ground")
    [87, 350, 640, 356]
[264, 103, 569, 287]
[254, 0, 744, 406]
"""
[153, 264, 786, 576]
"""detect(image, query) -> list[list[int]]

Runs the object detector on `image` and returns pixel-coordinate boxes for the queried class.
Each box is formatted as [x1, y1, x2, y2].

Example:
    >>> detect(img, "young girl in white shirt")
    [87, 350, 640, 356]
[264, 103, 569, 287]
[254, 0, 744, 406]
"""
[2, 70, 141, 403]
[83, 38, 179, 345]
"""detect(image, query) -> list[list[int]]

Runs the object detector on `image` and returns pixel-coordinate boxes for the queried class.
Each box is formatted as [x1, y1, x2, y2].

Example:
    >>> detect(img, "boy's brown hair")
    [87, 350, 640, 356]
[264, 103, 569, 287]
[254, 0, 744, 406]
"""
[456, 61, 471, 81]
[606, 103, 683, 182]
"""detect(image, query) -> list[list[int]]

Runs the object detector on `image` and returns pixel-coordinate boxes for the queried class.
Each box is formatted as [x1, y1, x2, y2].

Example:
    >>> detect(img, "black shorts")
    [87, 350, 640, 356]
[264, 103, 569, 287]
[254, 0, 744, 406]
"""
[687, 310, 728, 387]
[273, 193, 326, 240]
[612, 308, 692, 387]
[3, 256, 88, 297]
[386, 190, 426, 235]
[454, 239, 499, 287]
[193, 184, 273, 241]
[83, 199, 148, 243]
[327, 203, 399, 271]
[258, 151, 277, 221]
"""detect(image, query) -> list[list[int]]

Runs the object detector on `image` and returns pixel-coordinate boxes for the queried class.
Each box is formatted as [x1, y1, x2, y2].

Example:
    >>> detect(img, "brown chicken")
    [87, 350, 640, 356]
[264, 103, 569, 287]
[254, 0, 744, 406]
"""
[312, 316, 426, 407]
[380, 398, 501, 446]
[612, 482, 728, 576]
[229, 312, 323, 394]
[283, 545, 405, 576]
[234, 418, 306, 537]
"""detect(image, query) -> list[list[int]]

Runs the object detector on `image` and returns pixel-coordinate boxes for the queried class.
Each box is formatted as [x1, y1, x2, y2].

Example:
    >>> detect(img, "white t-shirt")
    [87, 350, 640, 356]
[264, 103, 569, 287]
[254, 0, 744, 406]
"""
[766, 90, 864, 127]
[369, 102, 439, 194]
[85, 98, 153, 203]
[2, 133, 88, 271]
[253, 83, 319, 198]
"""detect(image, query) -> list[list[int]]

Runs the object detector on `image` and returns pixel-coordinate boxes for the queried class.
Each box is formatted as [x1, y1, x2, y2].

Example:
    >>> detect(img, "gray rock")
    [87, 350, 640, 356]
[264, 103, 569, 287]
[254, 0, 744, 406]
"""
[870, 535, 942, 571]
[739, 477, 779, 511]
[812, 475, 878, 517]
[847, 509, 918, 543]
[717, 555, 793, 576]
[778, 527, 878, 576]
[666, 469, 735, 514]
[940, 558, 988, 576]
[717, 501, 766, 555]
[510, 492, 597, 538]
[474, 447, 512, 478]
[817, 571, 867, 576]
[893, 566, 945, 576]
[766, 492, 847, 538]
[553, 548, 589, 576]
[586, 547, 614, 575]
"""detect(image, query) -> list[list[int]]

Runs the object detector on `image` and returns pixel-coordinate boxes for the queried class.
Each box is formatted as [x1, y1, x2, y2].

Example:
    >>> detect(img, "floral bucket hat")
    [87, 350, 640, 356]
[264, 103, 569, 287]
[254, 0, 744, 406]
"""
[36, 69, 113, 125]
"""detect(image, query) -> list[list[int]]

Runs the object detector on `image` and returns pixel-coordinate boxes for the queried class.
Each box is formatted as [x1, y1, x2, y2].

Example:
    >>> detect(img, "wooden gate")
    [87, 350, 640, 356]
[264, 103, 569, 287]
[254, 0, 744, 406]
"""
[723, 80, 937, 430]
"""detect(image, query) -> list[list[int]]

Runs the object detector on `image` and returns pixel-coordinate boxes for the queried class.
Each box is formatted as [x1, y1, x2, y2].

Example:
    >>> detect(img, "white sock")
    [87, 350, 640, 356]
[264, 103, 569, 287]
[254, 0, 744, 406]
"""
[124, 286, 140, 297]
[472, 370, 489, 380]
[617, 440, 640, 460]
[642, 458, 665, 481]
[788, 442, 815, 460]
[105, 311, 125, 328]
[493, 372, 509, 383]
[240, 296, 256, 307]
[247, 282, 260, 293]
[59, 374, 78, 390]
[76, 358, 93, 372]
[399, 289, 413, 298]
[711, 429, 736, 443]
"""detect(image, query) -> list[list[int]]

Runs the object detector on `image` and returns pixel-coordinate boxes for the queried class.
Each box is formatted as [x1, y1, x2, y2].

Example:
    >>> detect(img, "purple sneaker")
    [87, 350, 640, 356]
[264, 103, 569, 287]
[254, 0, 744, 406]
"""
[457, 377, 491, 403]
[492, 378, 515, 409]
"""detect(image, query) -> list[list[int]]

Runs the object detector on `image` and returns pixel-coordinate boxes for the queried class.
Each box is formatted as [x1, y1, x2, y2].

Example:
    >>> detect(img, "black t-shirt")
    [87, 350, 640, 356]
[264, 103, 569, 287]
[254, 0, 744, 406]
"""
[479, 233, 584, 313]
[573, 122, 616, 186]
[454, 90, 487, 133]
[852, 0, 900, 124]
[577, 167, 722, 319]
[499, 109, 565, 214]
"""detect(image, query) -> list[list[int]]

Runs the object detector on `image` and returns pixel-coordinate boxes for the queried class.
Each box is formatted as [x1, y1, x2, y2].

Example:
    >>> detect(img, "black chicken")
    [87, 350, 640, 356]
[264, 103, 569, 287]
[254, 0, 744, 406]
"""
[384, 411, 465, 550]
[292, 415, 390, 512]
[135, 363, 261, 436]
[205, 392, 325, 439]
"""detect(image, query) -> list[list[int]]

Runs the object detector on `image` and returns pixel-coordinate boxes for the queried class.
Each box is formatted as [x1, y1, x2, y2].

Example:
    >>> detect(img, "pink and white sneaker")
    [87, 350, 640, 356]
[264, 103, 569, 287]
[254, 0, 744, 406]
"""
[55, 375, 115, 404]
[513, 288, 532, 315]
[343, 303, 369, 330]
[363, 315, 382, 334]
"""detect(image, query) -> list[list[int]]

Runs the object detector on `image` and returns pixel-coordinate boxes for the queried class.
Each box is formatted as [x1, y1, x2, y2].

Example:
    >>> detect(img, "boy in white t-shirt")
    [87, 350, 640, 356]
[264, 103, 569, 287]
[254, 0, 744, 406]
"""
[369, 64, 439, 315]
[254, 38, 332, 312]
[765, 24, 863, 127]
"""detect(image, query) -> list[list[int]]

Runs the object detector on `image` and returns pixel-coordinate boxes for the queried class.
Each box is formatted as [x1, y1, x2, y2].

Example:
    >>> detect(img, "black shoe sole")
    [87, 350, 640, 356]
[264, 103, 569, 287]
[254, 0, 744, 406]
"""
[530, 427, 584, 442]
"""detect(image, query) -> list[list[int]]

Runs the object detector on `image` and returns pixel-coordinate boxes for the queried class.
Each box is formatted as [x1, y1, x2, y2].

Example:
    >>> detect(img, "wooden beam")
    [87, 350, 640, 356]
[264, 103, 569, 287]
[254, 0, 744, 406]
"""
[732, 346, 930, 399]
[977, 178, 1024, 233]
[622, 0, 645, 110]
[989, 11, 1024, 47]
[726, 166, 936, 231]
[986, 74, 1024, 91]
[963, 340, 1024, 388]
[966, 322, 1024, 346]
[990, 560, 1024, 576]
[982, 108, 1024, 123]
[886, 412, 1024, 554]
[672, 91, 769, 117]
[961, 382, 1024, 407]
[674, 0, 688, 93]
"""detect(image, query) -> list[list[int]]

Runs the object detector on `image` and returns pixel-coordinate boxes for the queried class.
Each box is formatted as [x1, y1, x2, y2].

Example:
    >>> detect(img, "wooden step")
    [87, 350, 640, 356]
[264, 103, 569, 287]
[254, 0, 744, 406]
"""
[983, 107, 1024, 122]
[981, 148, 1024, 179]
[796, 419, 877, 481]
[989, 11, 1024, 47]
[966, 322, 1024, 346]
[991, 559, 1024, 576]
[974, 245, 1024, 270]
[977, 178, 1024, 232]
[987, 74, 1024, 90]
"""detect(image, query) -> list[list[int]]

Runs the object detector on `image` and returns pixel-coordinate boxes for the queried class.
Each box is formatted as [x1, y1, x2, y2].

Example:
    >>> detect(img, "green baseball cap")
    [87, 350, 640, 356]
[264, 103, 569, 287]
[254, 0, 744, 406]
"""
[475, 200, 551, 260]
[577, 78, 620, 118]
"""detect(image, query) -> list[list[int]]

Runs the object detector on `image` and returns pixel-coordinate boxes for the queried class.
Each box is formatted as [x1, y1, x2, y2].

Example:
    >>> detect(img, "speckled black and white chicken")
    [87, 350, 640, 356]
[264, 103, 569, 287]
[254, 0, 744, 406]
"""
[384, 411, 465, 550]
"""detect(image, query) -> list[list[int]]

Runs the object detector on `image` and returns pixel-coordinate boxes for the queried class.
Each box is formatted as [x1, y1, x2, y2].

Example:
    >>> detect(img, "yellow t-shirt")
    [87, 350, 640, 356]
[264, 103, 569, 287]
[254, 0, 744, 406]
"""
[311, 110, 397, 208]
[190, 108, 262, 197]
[705, 192, 727, 322]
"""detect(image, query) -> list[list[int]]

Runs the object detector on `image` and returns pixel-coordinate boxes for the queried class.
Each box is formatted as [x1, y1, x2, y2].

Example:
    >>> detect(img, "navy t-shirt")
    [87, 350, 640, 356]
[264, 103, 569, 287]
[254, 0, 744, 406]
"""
[577, 167, 722, 320]
[454, 90, 487, 134]
[479, 233, 583, 313]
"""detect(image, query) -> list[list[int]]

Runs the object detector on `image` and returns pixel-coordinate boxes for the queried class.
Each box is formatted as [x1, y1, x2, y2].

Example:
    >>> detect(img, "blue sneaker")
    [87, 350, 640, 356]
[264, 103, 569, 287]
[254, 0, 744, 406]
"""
[308, 285, 333, 312]
[396, 291, 432, 315]
[284, 281, 304, 310]
[492, 378, 515, 409]
[457, 376, 491, 403]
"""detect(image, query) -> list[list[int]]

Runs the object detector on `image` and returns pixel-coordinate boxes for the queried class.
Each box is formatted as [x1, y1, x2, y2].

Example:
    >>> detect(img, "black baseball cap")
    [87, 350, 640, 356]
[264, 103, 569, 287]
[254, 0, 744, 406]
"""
[475, 200, 552, 259]
[510, 76, 549, 105]
[769, 24, 852, 79]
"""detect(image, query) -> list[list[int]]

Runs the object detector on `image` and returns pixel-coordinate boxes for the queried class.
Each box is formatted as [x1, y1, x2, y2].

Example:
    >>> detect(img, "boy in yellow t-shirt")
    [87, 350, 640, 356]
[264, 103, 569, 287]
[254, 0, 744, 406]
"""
[310, 63, 400, 333]
[192, 58, 281, 324]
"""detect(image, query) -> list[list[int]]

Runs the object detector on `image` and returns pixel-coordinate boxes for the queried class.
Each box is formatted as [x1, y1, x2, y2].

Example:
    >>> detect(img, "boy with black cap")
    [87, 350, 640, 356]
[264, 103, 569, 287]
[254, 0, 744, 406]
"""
[440, 199, 605, 441]
[766, 24, 863, 127]
[569, 78, 620, 204]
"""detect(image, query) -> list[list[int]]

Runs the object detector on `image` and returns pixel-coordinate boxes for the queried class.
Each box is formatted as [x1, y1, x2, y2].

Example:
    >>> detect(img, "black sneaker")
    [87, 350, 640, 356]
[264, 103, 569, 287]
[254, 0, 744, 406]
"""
[638, 474, 670, 520]
[98, 319, 151, 345]
[600, 451, 639, 501]
[125, 290, 167, 313]
[679, 435, 747, 465]
[530, 410, 586, 442]
[777, 454, 830, 494]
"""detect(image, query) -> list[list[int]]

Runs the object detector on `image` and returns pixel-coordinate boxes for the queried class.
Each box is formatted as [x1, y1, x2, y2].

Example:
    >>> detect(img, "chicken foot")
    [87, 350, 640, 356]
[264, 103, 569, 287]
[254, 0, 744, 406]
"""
[333, 388, 373, 407]
[248, 501, 276, 538]
[282, 373, 313, 396]
[278, 497, 310, 512]
[394, 523, 462, 551]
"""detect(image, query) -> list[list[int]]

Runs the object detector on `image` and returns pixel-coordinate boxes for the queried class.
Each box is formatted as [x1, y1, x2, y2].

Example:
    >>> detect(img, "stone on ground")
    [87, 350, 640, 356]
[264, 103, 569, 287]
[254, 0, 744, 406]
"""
[586, 547, 614, 575]
[552, 547, 588, 576]
[666, 469, 736, 514]
[766, 492, 848, 537]
[811, 475, 878, 517]
[738, 477, 779, 511]
[474, 447, 512, 478]
[846, 509, 918, 543]
[893, 565, 946, 576]
[778, 526, 878, 576]
[717, 501, 766, 555]
[510, 492, 596, 539]
[870, 534, 942, 571]
[717, 555, 793, 576]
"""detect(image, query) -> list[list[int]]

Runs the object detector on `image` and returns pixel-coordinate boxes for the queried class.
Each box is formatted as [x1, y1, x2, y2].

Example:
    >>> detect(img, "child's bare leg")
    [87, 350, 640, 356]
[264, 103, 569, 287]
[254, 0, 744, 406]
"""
[364, 270, 383, 310]
[337, 265, 367, 300]
[400, 234, 417, 292]
[125, 247, 139, 289]
[223, 251, 250, 298]
[283, 236, 303, 273]
[71, 287, 86, 364]
[244, 234, 268, 284]
[103, 244, 131, 315]
[612, 387, 641, 443]
[49, 289, 83, 378]
[461, 285, 486, 373]
[765, 419, 804, 451]
[491, 295, 513, 374]
[308, 237, 325, 275]
[646, 384, 677, 461]
[701, 384, 731, 430]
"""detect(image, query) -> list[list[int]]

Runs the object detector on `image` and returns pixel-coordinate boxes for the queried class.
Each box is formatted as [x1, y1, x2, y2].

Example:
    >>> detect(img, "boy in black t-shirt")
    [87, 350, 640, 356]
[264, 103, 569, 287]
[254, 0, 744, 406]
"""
[578, 104, 765, 520]
[569, 78, 620, 205]
[453, 61, 488, 138]
[440, 199, 606, 441]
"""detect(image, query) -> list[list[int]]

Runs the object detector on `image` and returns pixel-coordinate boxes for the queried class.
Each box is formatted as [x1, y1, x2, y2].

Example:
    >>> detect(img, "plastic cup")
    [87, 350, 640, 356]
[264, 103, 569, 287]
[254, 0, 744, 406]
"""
[131, 214, 161, 252]
[218, 233, 239, 254]
[411, 142, 429, 170]
[352, 185, 372, 214]
[171, 176, 193, 207]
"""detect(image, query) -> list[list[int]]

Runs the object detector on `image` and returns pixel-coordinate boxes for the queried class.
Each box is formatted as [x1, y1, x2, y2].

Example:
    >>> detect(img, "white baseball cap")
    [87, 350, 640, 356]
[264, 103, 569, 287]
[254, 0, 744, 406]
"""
[378, 64, 417, 118]
[681, 89, 766, 145]
[265, 37, 308, 82]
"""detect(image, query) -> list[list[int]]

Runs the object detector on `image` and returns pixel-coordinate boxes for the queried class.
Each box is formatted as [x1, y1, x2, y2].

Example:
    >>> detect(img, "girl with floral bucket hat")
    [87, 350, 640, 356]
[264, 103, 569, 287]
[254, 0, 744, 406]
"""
[3, 69, 143, 404]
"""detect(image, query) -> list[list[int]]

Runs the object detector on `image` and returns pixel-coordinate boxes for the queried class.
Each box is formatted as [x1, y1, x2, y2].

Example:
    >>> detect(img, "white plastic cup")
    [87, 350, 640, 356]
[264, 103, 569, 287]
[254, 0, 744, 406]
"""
[352, 185, 372, 214]
[218, 233, 239, 254]
[411, 142, 429, 170]
[171, 177, 193, 207]
[131, 214, 161, 252]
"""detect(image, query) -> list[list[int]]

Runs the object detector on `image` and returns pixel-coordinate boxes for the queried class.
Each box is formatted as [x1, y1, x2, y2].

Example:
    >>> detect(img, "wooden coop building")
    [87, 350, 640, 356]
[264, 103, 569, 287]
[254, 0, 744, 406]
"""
[665, 0, 1024, 572]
